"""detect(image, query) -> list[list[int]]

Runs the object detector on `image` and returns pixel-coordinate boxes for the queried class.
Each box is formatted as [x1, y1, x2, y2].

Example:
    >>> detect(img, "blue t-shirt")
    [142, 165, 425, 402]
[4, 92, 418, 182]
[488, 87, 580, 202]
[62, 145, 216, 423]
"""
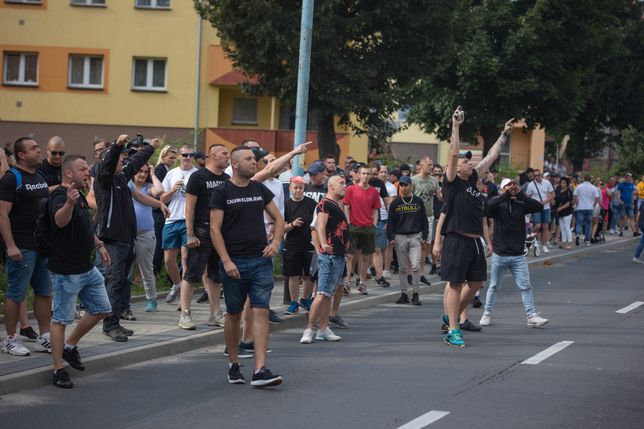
[129, 182, 155, 231]
[618, 182, 636, 205]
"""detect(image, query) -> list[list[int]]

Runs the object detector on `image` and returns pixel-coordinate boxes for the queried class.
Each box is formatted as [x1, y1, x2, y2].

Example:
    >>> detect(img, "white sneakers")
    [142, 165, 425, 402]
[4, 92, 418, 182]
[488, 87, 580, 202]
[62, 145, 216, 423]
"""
[479, 313, 491, 326]
[2, 335, 31, 356]
[382, 270, 391, 279]
[34, 332, 51, 353]
[178, 310, 196, 330]
[527, 313, 549, 327]
[542, 245, 550, 254]
[300, 327, 342, 343]
[633, 257, 643, 264]
[207, 309, 226, 327]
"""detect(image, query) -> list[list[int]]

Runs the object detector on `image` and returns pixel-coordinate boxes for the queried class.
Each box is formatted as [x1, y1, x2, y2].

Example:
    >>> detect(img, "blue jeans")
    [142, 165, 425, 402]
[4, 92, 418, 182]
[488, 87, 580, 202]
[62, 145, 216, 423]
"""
[317, 253, 345, 297]
[103, 241, 135, 331]
[634, 234, 644, 259]
[4, 249, 50, 302]
[220, 256, 274, 314]
[51, 268, 111, 325]
[575, 210, 593, 241]
[610, 205, 620, 230]
[484, 253, 536, 317]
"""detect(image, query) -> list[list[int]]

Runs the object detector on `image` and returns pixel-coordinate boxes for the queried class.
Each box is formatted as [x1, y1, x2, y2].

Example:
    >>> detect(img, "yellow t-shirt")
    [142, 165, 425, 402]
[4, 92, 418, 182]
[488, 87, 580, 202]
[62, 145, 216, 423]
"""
[637, 181, 644, 199]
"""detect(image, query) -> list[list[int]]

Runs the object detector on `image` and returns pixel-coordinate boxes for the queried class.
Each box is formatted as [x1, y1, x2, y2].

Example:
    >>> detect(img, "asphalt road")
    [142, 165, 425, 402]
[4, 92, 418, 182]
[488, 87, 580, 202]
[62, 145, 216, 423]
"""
[1, 243, 643, 429]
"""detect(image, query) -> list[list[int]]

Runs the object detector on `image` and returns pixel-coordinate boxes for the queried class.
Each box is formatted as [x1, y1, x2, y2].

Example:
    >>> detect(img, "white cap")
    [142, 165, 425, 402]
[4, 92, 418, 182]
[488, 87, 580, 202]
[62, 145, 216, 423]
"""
[500, 178, 513, 189]
[543, 172, 550, 177]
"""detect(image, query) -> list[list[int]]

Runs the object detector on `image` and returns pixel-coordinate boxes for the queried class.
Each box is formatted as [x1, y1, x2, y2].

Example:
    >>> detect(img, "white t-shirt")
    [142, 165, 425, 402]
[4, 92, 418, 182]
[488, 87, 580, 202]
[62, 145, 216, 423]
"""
[526, 179, 555, 209]
[574, 182, 600, 211]
[162, 166, 199, 223]
[224, 165, 233, 177]
[263, 177, 285, 233]
[385, 181, 397, 198]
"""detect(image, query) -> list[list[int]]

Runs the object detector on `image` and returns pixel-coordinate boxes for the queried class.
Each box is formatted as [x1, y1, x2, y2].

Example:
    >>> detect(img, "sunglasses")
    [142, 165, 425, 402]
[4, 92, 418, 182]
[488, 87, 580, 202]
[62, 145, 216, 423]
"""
[51, 151, 65, 156]
[181, 153, 195, 158]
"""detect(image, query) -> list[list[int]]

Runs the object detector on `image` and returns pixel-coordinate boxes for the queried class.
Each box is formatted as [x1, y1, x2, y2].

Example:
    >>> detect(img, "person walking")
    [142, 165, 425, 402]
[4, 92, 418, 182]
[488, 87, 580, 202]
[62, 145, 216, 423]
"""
[555, 177, 574, 249]
[525, 169, 555, 253]
[480, 178, 549, 328]
[574, 175, 600, 246]
[152, 145, 178, 273]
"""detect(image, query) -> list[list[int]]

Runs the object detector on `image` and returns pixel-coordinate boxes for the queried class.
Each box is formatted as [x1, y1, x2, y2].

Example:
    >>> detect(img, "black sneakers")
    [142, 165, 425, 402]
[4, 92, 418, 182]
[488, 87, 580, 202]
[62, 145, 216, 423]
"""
[376, 277, 391, 287]
[269, 310, 283, 325]
[104, 328, 128, 342]
[19, 326, 38, 341]
[228, 363, 245, 384]
[63, 346, 85, 371]
[52, 369, 73, 389]
[420, 276, 431, 285]
[411, 293, 422, 305]
[472, 296, 483, 308]
[429, 264, 438, 275]
[197, 291, 209, 303]
[251, 367, 283, 387]
[117, 325, 134, 336]
[460, 319, 482, 332]
[395, 293, 410, 304]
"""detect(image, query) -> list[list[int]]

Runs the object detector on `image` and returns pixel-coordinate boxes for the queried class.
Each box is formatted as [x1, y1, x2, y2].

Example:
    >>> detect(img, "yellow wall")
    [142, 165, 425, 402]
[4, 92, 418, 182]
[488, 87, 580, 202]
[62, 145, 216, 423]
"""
[389, 122, 449, 165]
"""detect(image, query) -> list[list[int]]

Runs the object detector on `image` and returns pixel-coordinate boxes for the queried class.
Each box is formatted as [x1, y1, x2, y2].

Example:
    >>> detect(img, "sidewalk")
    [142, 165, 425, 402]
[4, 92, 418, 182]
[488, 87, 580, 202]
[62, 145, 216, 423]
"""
[0, 234, 638, 394]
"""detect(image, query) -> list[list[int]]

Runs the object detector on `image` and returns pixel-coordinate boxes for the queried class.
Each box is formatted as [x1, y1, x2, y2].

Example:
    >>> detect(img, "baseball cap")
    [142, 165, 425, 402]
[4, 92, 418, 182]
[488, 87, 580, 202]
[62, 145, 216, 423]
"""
[543, 172, 550, 178]
[399, 175, 412, 185]
[306, 161, 325, 175]
[625, 172, 632, 177]
[250, 147, 270, 161]
[500, 178, 515, 189]
[458, 151, 472, 160]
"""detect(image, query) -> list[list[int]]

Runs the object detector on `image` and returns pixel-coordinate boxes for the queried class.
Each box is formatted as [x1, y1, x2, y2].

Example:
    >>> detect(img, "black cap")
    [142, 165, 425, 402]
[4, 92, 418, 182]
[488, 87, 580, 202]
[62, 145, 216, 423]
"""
[458, 151, 472, 160]
[194, 152, 206, 160]
[251, 147, 270, 161]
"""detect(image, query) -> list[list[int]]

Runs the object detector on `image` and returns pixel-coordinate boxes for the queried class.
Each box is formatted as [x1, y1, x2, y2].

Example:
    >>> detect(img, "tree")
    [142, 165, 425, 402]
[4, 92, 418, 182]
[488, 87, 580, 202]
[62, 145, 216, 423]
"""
[408, 0, 641, 164]
[615, 126, 644, 176]
[195, 0, 451, 159]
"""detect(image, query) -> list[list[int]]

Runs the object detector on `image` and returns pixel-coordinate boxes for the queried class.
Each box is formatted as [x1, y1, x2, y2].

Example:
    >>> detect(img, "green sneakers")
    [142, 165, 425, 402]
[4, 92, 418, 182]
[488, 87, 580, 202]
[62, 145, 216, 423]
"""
[444, 328, 465, 347]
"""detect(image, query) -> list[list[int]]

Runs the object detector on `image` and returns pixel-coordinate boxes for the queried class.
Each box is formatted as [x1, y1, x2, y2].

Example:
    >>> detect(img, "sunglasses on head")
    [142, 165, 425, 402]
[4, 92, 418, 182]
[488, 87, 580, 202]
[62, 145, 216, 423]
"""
[181, 153, 195, 158]
[51, 151, 65, 156]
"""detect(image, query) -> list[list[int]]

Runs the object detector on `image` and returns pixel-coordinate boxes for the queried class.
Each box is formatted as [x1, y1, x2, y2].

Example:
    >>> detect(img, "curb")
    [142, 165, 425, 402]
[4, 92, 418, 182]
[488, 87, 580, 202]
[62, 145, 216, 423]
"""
[0, 236, 637, 395]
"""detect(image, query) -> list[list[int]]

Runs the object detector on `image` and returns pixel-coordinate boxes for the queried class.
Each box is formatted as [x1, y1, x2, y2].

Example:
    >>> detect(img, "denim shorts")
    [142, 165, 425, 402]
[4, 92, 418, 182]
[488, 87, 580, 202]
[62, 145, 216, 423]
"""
[51, 267, 112, 325]
[162, 220, 187, 249]
[375, 220, 387, 249]
[316, 254, 345, 297]
[532, 209, 551, 225]
[220, 256, 274, 314]
[5, 249, 51, 302]
[619, 204, 634, 218]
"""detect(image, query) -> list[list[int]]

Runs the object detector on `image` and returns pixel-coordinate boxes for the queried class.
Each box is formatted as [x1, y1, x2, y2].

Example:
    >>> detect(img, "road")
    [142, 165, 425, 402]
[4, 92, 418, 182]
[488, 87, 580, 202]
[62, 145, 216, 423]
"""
[1, 243, 643, 429]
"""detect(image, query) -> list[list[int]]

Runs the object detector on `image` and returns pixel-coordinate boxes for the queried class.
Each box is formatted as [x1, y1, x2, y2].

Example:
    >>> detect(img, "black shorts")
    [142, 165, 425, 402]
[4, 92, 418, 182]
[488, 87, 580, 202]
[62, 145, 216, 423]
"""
[440, 233, 487, 283]
[183, 230, 221, 283]
[282, 250, 313, 277]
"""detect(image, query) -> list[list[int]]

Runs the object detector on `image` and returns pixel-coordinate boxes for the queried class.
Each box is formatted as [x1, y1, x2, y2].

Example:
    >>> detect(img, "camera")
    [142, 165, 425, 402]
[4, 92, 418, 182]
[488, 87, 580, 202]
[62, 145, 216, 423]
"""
[126, 133, 145, 150]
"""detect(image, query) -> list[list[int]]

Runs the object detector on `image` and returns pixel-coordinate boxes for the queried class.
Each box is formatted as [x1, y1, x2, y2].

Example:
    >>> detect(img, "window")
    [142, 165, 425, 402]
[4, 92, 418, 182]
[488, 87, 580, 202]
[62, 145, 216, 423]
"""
[71, 0, 106, 5]
[132, 58, 166, 91]
[232, 98, 258, 125]
[3, 52, 38, 86]
[5, 1, 42, 4]
[68, 55, 103, 89]
[135, 0, 169, 8]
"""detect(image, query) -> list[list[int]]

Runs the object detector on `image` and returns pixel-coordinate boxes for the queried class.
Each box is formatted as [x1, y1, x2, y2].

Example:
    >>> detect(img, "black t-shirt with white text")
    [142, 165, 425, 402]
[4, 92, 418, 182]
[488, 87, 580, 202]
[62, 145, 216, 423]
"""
[48, 187, 94, 274]
[0, 168, 50, 250]
[441, 170, 484, 236]
[284, 196, 317, 252]
[38, 159, 62, 187]
[186, 168, 229, 235]
[316, 198, 350, 256]
[209, 180, 274, 258]
[303, 182, 327, 203]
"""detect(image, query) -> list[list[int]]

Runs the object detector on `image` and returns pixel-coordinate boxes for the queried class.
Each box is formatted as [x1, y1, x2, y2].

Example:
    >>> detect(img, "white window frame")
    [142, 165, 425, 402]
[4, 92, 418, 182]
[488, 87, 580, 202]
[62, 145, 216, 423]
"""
[70, 0, 107, 6]
[3, 52, 38, 86]
[135, 0, 170, 9]
[68, 55, 104, 89]
[232, 97, 258, 125]
[131, 58, 167, 92]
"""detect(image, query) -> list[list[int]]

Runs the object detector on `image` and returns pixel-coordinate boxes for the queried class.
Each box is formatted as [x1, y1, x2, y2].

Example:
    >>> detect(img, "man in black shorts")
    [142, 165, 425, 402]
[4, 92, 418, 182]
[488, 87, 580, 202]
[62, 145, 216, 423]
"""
[178, 144, 230, 330]
[210, 145, 285, 387]
[434, 106, 513, 347]
[283, 176, 317, 315]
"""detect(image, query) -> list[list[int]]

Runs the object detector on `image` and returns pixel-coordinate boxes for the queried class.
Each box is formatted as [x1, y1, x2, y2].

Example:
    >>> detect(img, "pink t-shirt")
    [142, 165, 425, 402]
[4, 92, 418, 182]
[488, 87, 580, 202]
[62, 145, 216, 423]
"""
[342, 185, 381, 227]
[600, 187, 609, 210]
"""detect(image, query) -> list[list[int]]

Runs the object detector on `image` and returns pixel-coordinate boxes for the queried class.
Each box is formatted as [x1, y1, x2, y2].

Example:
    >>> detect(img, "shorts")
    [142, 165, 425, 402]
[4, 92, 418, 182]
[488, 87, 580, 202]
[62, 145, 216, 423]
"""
[316, 253, 345, 297]
[440, 233, 487, 283]
[349, 225, 376, 255]
[5, 249, 51, 302]
[638, 199, 644, 210]
[220, 256, 274, 314]
[162, 220, 187, 250]
[183, 229, 221, 283]
[375, 220, 387, 249]
[532, 209, 551, 225]
[620, 204, 634, 218]
[51, 267, 111, 326]
[282, 249, 313, 277]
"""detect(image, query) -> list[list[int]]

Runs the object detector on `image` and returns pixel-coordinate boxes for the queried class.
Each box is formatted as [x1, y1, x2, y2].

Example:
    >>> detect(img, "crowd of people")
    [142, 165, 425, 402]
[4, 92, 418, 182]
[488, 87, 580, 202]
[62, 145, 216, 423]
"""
[1, 109, 642, 388]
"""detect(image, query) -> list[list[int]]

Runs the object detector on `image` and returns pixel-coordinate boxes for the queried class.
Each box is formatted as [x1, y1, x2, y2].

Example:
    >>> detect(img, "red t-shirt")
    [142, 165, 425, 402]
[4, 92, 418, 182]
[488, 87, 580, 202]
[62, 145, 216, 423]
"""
[342, 184, 381, 227]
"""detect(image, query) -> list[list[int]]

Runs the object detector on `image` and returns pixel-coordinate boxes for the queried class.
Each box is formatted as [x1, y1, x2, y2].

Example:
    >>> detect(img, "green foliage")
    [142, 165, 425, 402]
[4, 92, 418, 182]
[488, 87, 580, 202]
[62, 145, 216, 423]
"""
[615, 126, 644, 177]
[495, 164, 520, 182]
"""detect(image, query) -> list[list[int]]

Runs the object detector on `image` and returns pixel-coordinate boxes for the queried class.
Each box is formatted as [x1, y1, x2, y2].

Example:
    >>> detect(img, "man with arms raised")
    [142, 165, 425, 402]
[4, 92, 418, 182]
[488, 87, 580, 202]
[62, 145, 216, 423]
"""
[210, 146, 285, 387]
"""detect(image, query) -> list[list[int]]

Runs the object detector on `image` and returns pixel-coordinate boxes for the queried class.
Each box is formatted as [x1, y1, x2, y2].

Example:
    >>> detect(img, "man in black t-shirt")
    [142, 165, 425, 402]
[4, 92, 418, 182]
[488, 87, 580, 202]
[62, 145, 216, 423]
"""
[303, 161, 327, 203]
[300, 175, 349, 344]
[210, 145, 285, 387]
[433, 107, 513, 347]
[48, 155, 112, 388]
[178, 144, 230, 330]
[0, 137, 52, 357]
[38, 136, 65, 193]
[283, 176, 317, 315]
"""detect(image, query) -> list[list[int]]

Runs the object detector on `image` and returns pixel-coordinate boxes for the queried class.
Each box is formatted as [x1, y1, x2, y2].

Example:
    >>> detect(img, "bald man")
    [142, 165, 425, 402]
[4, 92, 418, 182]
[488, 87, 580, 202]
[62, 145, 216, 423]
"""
[38, 136, 66, 193]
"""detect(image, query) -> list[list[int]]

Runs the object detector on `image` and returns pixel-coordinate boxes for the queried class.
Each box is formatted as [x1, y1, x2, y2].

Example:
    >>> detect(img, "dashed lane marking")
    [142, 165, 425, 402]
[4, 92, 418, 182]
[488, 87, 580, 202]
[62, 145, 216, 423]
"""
[397, 410, 450, 428]
[521, 341, 574, 365]
[616, 301, 644, 314]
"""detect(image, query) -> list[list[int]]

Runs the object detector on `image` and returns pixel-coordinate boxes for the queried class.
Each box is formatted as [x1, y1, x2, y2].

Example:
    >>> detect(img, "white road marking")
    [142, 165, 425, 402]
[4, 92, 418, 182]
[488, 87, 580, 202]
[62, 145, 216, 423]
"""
[397, 410, 450, 428]
[521, 341, 574, 365]
[615, 301, 644, 314]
